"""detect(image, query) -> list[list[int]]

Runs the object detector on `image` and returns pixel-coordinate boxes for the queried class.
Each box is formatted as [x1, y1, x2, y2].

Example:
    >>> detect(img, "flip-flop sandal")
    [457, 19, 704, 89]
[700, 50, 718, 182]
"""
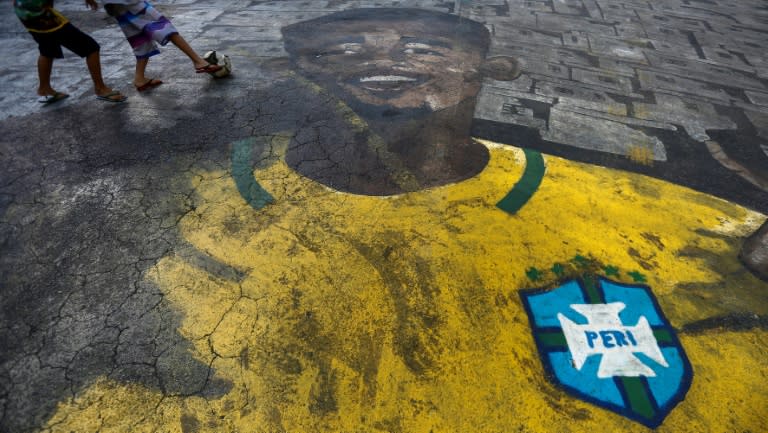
[96, 90, 127, 103]
[195, 63, 223, 74]
[37, 92, 69, 104]
[135, 78, 163, 92]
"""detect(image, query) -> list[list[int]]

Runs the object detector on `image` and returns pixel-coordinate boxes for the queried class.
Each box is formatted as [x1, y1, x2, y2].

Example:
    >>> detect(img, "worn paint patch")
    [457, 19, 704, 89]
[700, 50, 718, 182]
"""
[43, 143, 768, 432]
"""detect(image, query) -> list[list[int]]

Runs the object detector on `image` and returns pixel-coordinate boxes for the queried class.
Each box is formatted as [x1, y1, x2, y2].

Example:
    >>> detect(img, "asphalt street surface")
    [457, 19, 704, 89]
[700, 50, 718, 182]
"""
[1, 1, 767, 432]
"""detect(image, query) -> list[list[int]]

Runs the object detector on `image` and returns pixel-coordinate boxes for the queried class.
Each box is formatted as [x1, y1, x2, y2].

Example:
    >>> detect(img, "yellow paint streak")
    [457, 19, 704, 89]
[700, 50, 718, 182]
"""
[627, 145, 655, 166]
[606, 105, 628, 117]
[45, 143, 768, 432]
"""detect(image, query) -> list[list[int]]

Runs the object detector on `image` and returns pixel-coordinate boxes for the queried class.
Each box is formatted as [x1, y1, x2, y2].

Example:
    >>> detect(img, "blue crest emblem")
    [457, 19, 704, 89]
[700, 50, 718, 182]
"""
[520, 276, 692, 428]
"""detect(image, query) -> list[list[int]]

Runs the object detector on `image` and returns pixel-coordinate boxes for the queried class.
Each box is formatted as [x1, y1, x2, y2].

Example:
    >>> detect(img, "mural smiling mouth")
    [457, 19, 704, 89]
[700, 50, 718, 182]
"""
[347, 72, 428, 96]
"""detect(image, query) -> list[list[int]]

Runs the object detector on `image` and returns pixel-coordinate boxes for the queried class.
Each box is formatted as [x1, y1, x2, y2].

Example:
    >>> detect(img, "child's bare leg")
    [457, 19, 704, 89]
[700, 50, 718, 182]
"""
[134, 57, 150, 86]
[85, 50, 108, 94]
[167, 33, 208, 68]
[37, 55, 59, 96]
[85, 50, 124, 100]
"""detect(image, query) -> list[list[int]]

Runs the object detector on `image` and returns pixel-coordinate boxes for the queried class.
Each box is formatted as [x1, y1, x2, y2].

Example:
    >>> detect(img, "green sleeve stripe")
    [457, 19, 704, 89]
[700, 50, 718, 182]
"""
[232, 138, 274, 209]
[496, 149, 545, 215]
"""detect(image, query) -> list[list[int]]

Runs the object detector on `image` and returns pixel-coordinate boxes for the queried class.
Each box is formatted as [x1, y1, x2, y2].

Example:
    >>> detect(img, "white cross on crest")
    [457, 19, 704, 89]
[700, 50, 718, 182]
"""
[557, 302, 668, 378]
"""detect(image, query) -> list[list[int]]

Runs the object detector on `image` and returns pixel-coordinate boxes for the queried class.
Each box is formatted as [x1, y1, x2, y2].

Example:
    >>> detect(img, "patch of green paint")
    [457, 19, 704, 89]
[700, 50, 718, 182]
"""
[538, 331, 567, 348]
[572, 255, 590, 268]
[551, 263, 565, 277]
[603, 265, 620, 277]
[582, 275, 603, 304]
[628, 271, 647, 283]
[653, 329, 673, 344]
[496, 149, 545, 215]
[526, 267, 542, 282]
[621, 377, 656, 420]
[231, 138, 274, 210]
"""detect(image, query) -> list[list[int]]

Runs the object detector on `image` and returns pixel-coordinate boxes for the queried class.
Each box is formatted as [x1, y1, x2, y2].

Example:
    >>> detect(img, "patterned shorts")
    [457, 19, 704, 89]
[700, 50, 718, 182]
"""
[106, 1, 178, 59]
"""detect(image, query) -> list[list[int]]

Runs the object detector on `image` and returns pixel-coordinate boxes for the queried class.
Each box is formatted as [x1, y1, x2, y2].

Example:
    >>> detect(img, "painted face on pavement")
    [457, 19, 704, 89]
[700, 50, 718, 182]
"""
[284, 11, 488, 112]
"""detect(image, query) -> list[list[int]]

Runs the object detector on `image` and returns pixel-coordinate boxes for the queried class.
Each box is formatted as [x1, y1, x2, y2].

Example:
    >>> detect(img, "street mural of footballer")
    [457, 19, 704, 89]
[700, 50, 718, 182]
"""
[41, 8, 767, 433]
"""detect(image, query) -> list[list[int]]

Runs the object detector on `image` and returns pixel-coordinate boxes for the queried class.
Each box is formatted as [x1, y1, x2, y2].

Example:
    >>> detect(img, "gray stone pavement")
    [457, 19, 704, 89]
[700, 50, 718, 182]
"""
[1, 1, 767, 432]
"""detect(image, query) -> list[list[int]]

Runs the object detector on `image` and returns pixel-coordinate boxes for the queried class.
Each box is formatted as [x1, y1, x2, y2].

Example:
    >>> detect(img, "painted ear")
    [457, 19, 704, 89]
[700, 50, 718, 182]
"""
[479, 56, 521, 81]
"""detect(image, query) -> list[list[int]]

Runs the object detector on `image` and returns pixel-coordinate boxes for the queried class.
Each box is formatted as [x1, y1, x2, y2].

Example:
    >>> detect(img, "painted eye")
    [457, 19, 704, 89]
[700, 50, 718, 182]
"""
[408, 49, 432, 53]
[315, 43, 362, 58]
[315, 50, 352, 58]
[404, 48, 442, 56]
[405, 43, 432, 50]
[341, 43, 363, 55]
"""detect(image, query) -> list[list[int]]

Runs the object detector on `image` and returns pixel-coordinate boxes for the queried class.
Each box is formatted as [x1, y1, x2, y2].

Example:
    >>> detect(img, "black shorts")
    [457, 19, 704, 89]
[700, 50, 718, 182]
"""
[30, 23, 100, 59]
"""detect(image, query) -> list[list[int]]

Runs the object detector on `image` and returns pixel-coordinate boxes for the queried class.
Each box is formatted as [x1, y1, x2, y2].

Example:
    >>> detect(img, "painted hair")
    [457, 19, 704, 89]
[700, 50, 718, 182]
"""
[282, 8, 491, 56]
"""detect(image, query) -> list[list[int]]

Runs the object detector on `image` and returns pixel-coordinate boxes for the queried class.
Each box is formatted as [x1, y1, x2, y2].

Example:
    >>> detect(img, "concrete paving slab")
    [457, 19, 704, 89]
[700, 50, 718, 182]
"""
[543, 106, 668, 160]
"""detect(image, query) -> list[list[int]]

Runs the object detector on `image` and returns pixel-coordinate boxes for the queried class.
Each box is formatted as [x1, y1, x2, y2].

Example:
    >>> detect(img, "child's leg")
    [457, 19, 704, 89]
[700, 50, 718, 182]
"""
[36, 55, 57, 96]
[57, 22, 125, 101]
[134, 57, 150, 86]
[167, 33, 208, 68]
[84, 50, 109, 94]
[113, 2, 217, 74]
[107, 4, 160, 84]
[29, 31, 65, 97]
[84, 50, 125, 101]
[130, 1, 215, 71]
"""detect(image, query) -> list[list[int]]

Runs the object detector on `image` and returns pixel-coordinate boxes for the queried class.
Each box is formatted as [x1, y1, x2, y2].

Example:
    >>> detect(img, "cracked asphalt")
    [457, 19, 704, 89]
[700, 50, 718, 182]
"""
[1, 1, 767, 432]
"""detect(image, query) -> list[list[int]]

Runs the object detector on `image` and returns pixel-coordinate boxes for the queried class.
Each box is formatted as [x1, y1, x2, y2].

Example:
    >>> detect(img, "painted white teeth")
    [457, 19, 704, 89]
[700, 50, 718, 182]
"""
[360, 75, 417, 82]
